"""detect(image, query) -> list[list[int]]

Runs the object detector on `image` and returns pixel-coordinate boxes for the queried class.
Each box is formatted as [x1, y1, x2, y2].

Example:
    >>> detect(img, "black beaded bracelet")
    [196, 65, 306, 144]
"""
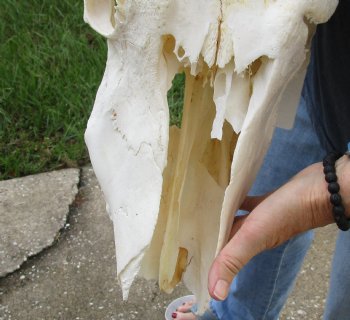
[323, 150, 350, 231]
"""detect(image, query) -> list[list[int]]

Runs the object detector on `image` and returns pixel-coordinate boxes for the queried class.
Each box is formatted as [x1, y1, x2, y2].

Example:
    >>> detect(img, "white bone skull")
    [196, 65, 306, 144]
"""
[84, 0, 338, 312]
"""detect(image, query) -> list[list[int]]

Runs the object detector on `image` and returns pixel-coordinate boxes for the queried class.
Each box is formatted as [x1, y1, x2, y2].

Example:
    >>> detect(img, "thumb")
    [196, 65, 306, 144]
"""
[208, 220, 268, 301]
[207, 180, 305, 301]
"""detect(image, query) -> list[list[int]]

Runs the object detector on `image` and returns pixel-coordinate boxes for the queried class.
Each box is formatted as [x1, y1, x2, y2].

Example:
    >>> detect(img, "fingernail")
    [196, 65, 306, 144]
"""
[172, 312, 177, 318]
[214, 279, 229, 301]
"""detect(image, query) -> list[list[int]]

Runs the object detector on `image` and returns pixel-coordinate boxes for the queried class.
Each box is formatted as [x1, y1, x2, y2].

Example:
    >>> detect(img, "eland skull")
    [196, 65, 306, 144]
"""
[84, 0, 338, 312]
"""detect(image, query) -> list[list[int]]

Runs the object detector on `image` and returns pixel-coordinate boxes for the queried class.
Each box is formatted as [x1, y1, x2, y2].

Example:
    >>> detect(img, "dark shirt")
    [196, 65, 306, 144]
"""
[304, 0, 350, 153]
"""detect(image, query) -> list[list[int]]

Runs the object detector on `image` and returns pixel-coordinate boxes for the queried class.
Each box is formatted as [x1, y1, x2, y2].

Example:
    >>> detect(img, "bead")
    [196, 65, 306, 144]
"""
[330, 193, 342, 206]
[323, 150, 349, 232]
[323, 158, 335, 167]
[336, 216, 350, 232]
[333, 205, 345, 216]
[324, 165, 335, 174]
[325, 172, 337, 183]
[323, 153, 337, 165]
[328, 182, 340, 194]
[334, 215, 341, 222]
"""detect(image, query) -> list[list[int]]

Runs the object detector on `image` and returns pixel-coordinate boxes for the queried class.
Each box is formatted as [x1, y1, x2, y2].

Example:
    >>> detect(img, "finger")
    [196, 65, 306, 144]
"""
[208, 217, 268, 301]
[176, 301, 195, 312]
[228, 215, 248, 239]
[240, 194, 270, 212]
[173, 311, 196, 319]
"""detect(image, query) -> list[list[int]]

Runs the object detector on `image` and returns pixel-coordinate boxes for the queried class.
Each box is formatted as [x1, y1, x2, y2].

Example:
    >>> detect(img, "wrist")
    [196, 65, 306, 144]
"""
[314, 162, 334, 226]
[318, 153, 350, 231]
[335, 155, 350, 216]
[296, 162, 333, 228]
[302, 156, 350, 229]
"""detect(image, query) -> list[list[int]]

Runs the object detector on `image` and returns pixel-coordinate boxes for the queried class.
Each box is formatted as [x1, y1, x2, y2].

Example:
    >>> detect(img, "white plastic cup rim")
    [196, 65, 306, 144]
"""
[165, 295, 196, 320]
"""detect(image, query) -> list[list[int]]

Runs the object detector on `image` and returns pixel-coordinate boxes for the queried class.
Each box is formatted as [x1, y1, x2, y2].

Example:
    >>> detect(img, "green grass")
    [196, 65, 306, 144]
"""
[0, 1, 184, 180]
[168, 73, 185, 127]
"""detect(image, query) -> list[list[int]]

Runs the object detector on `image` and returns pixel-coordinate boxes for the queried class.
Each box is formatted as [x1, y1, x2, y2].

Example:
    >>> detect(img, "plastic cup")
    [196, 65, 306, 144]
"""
[164, 295, 196, 320]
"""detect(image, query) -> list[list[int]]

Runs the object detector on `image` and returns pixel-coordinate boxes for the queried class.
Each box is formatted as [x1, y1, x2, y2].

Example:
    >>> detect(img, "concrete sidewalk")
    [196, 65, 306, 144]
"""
[0, 167, 338, 320]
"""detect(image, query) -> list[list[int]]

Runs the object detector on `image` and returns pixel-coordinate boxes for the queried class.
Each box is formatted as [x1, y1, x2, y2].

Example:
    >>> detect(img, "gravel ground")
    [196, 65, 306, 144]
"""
[0, 167, 338, 320]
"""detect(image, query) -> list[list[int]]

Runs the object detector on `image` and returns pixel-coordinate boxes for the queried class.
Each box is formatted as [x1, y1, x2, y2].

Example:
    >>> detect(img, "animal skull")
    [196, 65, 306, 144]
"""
[84, 0, 338, 312]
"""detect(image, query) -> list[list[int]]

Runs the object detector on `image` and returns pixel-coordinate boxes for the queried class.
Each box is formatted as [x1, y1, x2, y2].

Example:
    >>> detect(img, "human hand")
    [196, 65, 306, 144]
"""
[208, 156, 350, 301]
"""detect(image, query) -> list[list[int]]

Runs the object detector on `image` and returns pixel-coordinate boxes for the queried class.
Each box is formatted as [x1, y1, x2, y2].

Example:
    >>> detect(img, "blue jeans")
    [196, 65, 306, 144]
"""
[209, 96, 350, 319]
